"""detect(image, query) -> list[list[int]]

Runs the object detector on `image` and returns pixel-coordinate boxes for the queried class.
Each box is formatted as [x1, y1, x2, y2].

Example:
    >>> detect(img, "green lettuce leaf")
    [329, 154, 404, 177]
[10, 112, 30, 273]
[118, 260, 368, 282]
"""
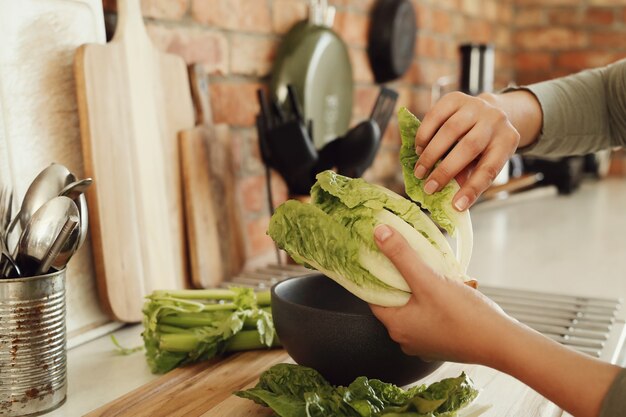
[398, 107, 473, 272]
[267, 200, 411, 306]
[235, 364, 479, 417]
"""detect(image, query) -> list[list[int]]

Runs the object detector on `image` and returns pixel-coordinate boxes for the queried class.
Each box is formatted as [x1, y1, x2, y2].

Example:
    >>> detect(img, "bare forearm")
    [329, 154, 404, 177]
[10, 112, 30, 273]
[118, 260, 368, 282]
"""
[484, 320, 621, 417]
[479, 91, 543, 149]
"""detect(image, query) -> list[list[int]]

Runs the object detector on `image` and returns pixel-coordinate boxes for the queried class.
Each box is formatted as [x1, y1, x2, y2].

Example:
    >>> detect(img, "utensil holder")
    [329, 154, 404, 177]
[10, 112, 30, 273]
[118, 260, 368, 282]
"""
[0, 269, 66, 416]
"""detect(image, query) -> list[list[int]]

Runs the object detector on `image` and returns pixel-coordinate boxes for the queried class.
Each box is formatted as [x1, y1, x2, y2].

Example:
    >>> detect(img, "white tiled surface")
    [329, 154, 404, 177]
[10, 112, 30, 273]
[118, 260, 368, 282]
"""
[48, 178, 626, 416]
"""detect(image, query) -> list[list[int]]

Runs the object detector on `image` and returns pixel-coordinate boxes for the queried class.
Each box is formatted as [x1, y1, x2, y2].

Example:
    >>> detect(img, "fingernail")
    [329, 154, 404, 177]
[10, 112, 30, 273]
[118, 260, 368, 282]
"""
[374, 225, 393, 242]
[414, 164, 427, 179]
[454, 196, 470, 211]
[415, 145, 424, 155]
[424, 180, 439, 195]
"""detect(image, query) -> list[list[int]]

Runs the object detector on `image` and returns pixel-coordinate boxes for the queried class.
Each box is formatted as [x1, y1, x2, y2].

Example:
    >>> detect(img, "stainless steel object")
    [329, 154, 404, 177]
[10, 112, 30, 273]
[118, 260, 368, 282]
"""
[59, 178, 92, 250]
[16, 197, 80, 277]
[36, 216, 79, 275]
[0, 268, 67, 416]
[59, 178, 92, 200]
[6, 164, 75, 250]
[225, 264, 625, 363]
[0, 187, 19, 278]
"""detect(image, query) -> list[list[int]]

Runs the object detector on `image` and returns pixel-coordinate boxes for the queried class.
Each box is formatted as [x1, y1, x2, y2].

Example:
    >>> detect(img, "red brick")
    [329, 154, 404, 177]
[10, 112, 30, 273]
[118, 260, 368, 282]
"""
[515, 71, 553, 86]
[413, 59, 440, 85]
[270, 170, 289, 207]
[484, 0, 498, 21]
[432, 9, 452, 34]
[146, 25, 229, 75]
[334, 11, 370, 47]
[416, 34, 440, 59]
[414, 2, 432, 31]
[245, 216, 274, 258]
[514, 28, 586, 50]
[516, 0, 579, 5]
[413, 88, 433, 116]
[353, 86, 380, 119]
[623, 7, 626, 23]
[465, 19, 493, 43]
[381, 119, 401, 147]
[239, 174, 266, 213]
[363, 148, 400, 182]
[589, 0, 626, 5]
[556, 51, 625, 71]
[461, 0, 482, 17]
[515, 52, 553, 71]
[586, 7, 616, 25]
[141, 0, 188, 20]
[547, 8, 582, 25]
[437, 0, 460, 10]
[348, 48, 375, 83]
[272, 0, 308, 34]
[590, 31, 626, 49]
[514, 8, 546, 27]
[230, 35, 277, 77]
[332, 0, 376, 11]
[210, 82, 264, 127]
[496, 1, 512, 24]
[191, 0, 271, 33]
[245, 129, 266, 175]
[495, 26, 511, 49]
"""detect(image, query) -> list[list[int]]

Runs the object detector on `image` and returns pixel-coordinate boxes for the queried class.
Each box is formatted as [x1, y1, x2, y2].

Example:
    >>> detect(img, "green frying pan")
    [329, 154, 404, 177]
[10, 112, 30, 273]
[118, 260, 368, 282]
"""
[270, 20, 354, 149]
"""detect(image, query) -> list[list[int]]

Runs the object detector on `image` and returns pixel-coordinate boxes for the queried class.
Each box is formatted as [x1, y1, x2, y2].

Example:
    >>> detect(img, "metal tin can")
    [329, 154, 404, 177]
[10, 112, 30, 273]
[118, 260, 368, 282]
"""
[0, 269, 66, 416]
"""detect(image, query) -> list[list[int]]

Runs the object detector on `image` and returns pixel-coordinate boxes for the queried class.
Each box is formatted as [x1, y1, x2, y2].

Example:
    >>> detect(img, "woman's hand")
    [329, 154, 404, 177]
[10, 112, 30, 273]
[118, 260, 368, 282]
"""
[414, 91, 542, 211]
[369, 223, 516, 364]
[369, 224, 622, 417]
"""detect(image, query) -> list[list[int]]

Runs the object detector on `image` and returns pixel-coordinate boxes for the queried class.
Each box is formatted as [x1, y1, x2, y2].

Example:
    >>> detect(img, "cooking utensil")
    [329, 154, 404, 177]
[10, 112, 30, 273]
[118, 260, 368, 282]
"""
[36, 215, 79, 275]
[16, 196, 80, 277]
[59, 178, 92, 249]
[272, 274, 442, 385]
[270, 7, 353, 149]
[75, 0, 195, 321]
[178, 64, 246, 288]
[0, 187, 20, 278]
[367, 0, 417, 83]
[327, 87, 399, 178]
[6, 164, 76, 249]
[59, 177, 93, 199]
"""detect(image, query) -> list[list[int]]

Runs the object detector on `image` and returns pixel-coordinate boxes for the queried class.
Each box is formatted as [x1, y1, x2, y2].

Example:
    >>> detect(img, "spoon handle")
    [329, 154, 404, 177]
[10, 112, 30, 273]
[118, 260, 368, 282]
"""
[35, 216, 78, 276]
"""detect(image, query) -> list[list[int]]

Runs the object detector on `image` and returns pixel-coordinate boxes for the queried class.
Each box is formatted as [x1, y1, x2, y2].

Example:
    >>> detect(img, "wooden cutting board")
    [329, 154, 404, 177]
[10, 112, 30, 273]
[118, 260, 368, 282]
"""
[74, 0, 194, 322]
[86, 350, 289, 417]
[85, 349, 562, 417]
[179, 64, 245, 288]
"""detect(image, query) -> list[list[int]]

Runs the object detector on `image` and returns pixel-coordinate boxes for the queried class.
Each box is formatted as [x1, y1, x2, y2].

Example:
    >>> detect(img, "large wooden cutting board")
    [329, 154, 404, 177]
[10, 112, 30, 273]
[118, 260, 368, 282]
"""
[85, 349, 562, 417]
[74, 0, 194, 322]
[179, 64, 245, 288]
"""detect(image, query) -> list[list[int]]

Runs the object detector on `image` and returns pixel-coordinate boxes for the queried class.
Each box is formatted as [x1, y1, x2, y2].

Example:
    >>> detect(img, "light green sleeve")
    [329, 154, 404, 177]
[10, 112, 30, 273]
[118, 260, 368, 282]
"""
[599, 367, 626, 417]
[508, 59, 626, 157]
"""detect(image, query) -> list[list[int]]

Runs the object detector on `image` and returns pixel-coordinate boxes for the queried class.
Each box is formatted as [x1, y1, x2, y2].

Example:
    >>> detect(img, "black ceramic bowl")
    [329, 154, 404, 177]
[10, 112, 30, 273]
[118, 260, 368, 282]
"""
[271, 274, 442, 386]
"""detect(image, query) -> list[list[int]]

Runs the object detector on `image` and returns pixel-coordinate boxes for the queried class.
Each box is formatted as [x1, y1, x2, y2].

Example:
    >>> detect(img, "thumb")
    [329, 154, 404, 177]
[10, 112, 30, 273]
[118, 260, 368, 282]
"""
[373, 224, 431, 295]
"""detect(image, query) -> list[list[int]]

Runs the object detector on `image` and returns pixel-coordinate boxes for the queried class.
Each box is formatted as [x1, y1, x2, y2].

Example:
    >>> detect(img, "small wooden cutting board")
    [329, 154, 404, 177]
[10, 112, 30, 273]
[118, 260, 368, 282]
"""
[179, 65, 246, 288]
[74, 0, 194, 322]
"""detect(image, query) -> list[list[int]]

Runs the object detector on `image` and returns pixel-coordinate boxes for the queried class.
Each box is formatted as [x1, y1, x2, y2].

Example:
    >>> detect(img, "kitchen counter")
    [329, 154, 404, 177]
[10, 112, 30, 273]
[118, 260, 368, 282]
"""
[49, 178, 626, 416]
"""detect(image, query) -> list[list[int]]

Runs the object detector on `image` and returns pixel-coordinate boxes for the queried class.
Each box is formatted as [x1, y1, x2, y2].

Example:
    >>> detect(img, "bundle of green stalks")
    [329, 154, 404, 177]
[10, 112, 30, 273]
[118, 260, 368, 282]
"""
[142, 287, 279, 374]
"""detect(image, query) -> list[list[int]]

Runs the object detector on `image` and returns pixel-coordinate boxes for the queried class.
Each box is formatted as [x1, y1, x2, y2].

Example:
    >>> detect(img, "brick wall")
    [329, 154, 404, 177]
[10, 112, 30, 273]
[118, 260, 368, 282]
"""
[513, 0, 626, 85]
[101, 0, 625, 269]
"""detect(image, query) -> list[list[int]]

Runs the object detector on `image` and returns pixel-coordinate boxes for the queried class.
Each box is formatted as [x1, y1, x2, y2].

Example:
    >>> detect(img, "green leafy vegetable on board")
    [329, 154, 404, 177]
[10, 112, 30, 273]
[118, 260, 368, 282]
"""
[142, 287, 279, 374]
[235, 363, 479, 417]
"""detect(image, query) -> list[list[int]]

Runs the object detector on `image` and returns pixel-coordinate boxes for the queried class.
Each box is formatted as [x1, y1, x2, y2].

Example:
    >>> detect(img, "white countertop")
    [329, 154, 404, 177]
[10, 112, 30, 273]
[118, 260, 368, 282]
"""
[49, 178, 626, 416]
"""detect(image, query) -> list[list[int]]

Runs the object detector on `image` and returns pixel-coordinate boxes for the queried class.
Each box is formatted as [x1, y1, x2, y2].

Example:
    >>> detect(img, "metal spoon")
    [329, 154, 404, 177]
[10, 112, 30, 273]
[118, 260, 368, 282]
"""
[6, 164, 76, 252]
[16, 197, 80, 277]
[59, 178, 92, 249]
